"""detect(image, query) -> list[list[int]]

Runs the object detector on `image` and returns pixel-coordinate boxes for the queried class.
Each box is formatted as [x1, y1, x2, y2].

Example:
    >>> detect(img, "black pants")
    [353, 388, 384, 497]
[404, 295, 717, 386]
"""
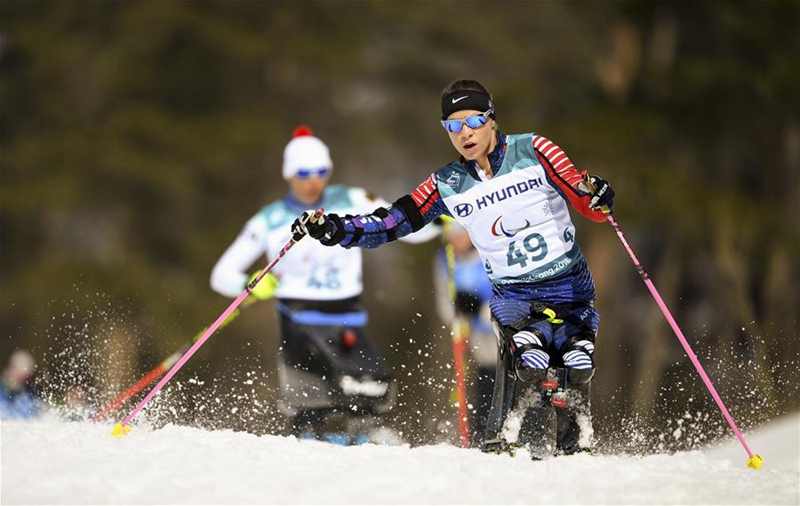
[276, 298, 395, 435]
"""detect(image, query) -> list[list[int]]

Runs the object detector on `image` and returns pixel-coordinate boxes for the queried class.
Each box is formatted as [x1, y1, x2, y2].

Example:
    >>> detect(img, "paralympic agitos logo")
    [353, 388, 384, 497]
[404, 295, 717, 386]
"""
[491, 216, 534, 238]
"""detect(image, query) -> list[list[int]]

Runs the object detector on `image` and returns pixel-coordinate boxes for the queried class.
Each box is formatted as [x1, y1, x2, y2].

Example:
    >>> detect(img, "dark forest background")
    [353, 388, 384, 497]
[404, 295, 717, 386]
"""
[1, 1, 798, 450]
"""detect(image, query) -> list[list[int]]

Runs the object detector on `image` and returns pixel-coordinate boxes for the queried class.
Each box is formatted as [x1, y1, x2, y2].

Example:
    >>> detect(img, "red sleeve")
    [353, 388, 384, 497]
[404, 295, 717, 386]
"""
[532, 135, 607, 223]
[409, 174, 438, 211]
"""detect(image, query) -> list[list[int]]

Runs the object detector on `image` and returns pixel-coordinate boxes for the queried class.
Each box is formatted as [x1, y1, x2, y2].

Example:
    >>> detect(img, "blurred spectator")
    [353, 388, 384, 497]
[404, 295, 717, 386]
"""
[434, 221, 496, 445]
[0, 350, 42, 420]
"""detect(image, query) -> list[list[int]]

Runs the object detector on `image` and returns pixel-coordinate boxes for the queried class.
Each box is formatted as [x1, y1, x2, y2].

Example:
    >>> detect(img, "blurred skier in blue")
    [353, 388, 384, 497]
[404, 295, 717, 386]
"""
[211, 126, 440, 444]
[293, 79, 615, 458]
[0, 350, 42, 420]
[434, 221, 496, 446]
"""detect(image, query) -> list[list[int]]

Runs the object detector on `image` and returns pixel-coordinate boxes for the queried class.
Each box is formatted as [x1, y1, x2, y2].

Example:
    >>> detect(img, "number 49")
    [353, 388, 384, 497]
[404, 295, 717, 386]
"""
[506, 233, 548, 268]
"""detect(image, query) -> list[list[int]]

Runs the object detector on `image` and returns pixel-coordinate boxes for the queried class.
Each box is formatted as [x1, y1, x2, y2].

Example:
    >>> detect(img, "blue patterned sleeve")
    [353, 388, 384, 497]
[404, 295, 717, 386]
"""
[322, 174, 450, 249]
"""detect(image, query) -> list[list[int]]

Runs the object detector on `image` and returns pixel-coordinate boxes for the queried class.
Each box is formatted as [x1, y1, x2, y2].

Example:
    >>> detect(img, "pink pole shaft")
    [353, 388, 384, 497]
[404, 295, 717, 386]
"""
[606, 215, 754, 458]
[119, 235, 301, 427]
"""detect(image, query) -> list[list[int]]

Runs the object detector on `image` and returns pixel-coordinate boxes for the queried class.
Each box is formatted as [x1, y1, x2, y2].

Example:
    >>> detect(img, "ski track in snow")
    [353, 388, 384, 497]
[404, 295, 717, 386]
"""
[1, 413, 798, 505]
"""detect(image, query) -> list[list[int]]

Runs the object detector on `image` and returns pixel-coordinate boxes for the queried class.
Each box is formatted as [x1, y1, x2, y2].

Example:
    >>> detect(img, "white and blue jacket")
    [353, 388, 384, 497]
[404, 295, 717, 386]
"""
[319, 133, 608, 327]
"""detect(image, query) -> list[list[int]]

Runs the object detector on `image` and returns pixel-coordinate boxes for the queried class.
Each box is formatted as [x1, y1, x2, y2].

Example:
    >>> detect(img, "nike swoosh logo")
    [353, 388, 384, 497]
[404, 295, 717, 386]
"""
[452, 96, 468, 104]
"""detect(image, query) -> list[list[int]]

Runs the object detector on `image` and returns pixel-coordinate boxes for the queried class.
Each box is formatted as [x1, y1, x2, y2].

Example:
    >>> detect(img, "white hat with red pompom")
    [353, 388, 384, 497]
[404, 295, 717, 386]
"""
[282, 125, 333, 180]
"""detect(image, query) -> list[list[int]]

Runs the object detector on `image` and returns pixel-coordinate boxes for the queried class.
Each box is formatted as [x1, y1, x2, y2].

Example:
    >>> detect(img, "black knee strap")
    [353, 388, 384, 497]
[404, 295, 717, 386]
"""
[564, 334, 596, 367]
[510, 328, 547, 360]
[512, 341, 546, 362]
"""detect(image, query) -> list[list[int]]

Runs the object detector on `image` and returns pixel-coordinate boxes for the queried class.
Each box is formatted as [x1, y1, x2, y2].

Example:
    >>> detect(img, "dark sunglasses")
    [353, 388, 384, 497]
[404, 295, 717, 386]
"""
[296, 167, 331, 180]
[441, 109, 493, 133]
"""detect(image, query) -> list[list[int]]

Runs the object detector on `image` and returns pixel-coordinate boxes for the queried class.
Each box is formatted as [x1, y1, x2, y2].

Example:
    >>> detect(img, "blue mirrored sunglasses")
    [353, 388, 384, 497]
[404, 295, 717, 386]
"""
[295, 167, 331, 180]
[440, 109, 493, 133]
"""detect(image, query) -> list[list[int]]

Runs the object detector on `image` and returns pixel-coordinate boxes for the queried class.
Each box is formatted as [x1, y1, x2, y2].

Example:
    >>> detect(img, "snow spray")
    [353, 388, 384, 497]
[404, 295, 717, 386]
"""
[111, 209, 322, 437]
[605, 213, 762, 470]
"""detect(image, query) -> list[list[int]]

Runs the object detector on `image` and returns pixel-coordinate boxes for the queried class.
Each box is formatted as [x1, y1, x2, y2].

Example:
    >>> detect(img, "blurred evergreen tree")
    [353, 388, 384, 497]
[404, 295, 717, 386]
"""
[0, 0, 796, 446]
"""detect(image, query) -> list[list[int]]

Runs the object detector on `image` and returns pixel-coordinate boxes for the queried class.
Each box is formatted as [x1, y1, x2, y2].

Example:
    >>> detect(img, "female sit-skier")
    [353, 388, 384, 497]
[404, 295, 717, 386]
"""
[293, 79, 616, 458]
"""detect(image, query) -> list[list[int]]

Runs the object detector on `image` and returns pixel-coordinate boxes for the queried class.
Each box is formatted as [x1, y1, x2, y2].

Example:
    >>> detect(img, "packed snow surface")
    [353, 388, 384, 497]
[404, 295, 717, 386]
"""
[2, 412, 798, 505]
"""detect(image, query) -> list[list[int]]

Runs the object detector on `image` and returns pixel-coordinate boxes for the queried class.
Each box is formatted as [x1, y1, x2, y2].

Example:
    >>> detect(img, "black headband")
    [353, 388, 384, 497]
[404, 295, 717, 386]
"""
[441, 91, 495, 120]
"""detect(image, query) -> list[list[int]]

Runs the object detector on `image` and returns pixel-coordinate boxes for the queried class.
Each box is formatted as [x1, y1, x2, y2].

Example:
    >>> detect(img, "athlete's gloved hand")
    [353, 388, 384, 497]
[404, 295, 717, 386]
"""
[291, 209, 334, 242]
[248, 271, 279, 300]
[587, 174, 615, 213]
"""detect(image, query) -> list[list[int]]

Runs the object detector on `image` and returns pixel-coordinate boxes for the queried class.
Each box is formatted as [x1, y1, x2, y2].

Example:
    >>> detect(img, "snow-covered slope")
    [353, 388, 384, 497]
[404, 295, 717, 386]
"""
[1, 412, 798, 505]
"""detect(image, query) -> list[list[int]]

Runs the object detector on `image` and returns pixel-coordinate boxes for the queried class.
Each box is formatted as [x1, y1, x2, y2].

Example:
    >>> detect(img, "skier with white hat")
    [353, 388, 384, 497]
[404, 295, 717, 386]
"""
[211, 126, 439, 444]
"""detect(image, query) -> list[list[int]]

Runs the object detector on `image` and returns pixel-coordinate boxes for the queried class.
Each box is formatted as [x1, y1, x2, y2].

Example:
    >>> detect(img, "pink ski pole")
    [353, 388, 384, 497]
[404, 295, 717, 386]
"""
[92, 296, 258, 422]
[603, 212, 762, 469]
[111, 209, 322, 437]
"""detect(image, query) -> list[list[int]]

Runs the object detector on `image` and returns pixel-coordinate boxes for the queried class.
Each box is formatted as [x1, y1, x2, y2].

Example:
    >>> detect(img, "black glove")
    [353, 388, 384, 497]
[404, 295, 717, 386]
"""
[587, 174, 615, 212]
[291, 210, 333, 242]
